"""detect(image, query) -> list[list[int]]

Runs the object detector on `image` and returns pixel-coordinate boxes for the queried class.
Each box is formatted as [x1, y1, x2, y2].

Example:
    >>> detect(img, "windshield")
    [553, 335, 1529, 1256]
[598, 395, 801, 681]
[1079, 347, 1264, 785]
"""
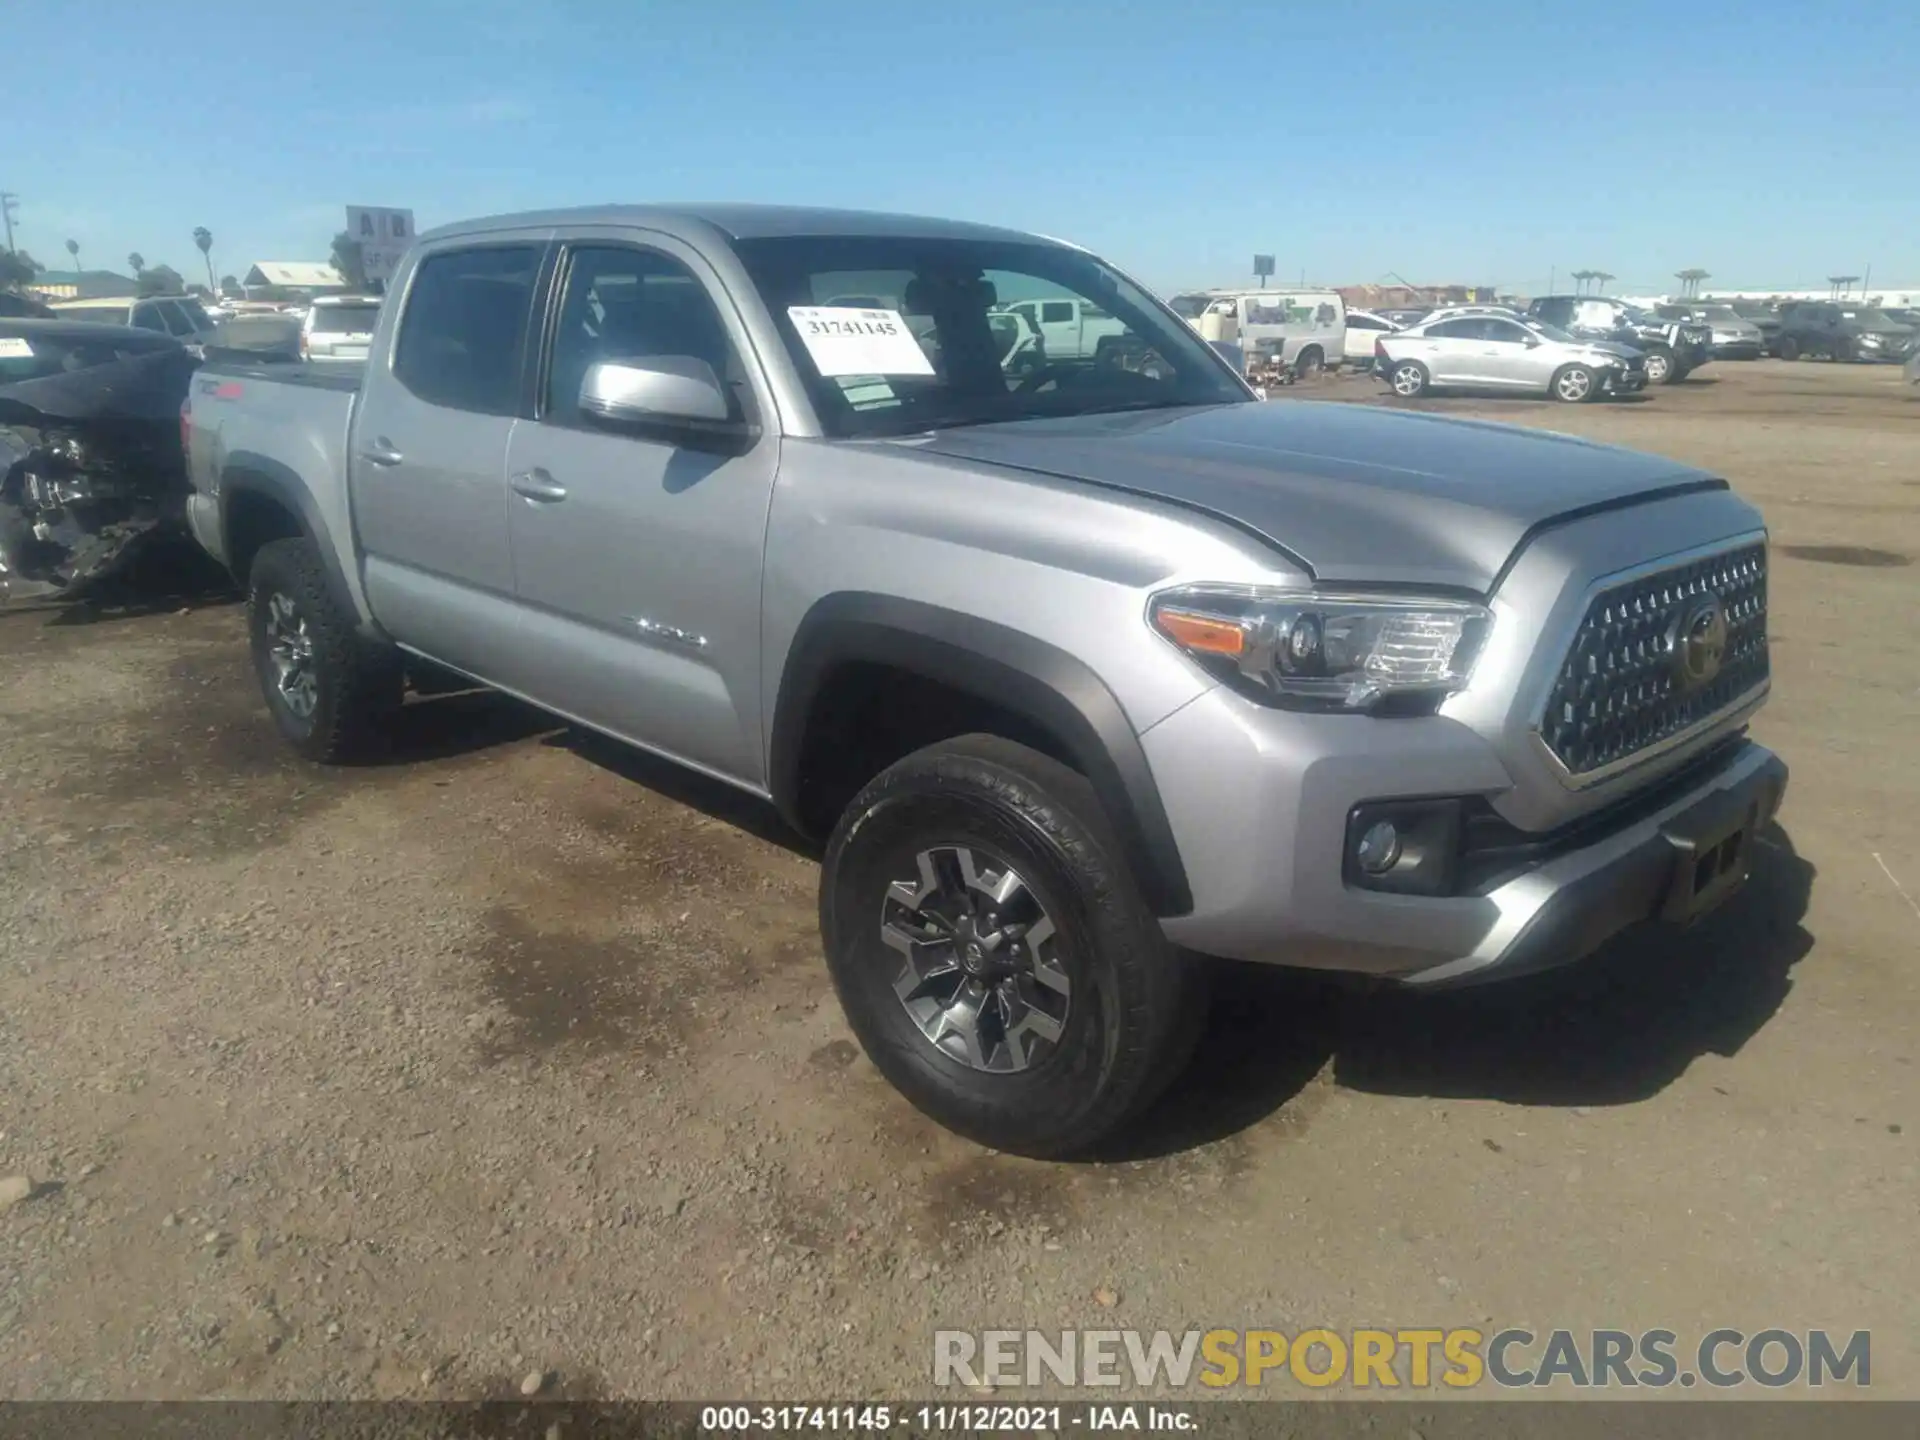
[733, 236, 1249, 437]
[1621, 305, 1665, 326]
[1694, 305, 1741, 322]
[1842, 309, 1905, 328]
[311, 302, 380, 334]
[1166, 293, 1211, 320]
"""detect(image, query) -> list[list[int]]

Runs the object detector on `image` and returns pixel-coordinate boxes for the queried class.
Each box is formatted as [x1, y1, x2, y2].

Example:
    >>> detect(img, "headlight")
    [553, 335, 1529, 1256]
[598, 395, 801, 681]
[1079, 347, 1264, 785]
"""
[1859, 333, 1884, 346]
[1148, 586, 1493, 712]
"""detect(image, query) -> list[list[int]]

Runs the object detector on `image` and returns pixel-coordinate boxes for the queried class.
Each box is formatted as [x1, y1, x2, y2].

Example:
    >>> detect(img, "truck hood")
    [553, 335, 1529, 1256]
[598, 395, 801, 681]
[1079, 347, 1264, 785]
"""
[900, 401, 1725, 593]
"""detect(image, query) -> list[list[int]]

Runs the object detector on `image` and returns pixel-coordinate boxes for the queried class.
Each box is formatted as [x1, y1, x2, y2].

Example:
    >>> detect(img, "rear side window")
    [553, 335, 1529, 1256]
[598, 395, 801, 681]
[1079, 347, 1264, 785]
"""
[131, 304, 169, 332]
[1426, 318, 1484, 339]
[1039, 300, 1075, 325]
[157, 301, 200, 337]
[393, 246, 542, 415]
[312, 303, 380, 334]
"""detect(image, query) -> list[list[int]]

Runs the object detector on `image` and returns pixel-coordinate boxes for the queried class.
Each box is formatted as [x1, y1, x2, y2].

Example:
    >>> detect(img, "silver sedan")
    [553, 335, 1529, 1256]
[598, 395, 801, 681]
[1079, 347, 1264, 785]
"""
[1375, 314, 1647, 402]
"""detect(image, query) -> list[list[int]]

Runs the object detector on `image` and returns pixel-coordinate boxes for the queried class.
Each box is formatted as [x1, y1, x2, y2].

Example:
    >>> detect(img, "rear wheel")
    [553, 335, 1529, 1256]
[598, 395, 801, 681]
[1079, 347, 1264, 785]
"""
[1777, 335, 1801, 361]
[1388, 360, 1430, 398]
[819, 735, 1205, 1158]
[1550, 364, 1597, 403]
[247, 537, 402, 763]
[1642, 347, 1677, 384]
[1293, 346, 1325, 379]
[1832, 337, 1854, 363]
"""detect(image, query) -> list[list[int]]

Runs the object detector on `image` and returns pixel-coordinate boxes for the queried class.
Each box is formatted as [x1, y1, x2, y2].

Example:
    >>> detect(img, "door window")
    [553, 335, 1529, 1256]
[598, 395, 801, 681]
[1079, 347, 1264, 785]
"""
[1038, 300, 1076, 325]
[131, 303, 170, 332]
[1425, 318, 1487, 339]
[156, 301, 200, 337]
[1483, 319, 1533, 345]
[392, 245, 542, 415]
[542, 245, 738, 428]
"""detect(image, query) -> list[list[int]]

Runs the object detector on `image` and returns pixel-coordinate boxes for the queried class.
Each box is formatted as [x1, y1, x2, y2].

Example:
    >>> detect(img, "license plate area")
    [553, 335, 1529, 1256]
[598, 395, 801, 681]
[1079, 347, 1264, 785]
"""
[1658, 784, 1759, 924]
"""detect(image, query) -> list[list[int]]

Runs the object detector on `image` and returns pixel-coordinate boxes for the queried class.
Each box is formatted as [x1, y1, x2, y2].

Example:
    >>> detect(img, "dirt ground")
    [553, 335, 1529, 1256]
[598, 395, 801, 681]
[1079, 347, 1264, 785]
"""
[1, 360, 1915, 1401]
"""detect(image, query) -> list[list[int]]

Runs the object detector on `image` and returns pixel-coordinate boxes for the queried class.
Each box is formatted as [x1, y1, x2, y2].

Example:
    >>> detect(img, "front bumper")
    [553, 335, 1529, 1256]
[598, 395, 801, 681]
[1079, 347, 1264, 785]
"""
[1146, 686, 1787, 987]
[1711, 340, 1764, 360]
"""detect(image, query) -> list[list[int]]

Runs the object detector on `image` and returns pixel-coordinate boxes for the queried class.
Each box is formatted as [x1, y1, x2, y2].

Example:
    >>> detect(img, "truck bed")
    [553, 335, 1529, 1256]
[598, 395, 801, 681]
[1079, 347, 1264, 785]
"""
[198, 353, 364, 392]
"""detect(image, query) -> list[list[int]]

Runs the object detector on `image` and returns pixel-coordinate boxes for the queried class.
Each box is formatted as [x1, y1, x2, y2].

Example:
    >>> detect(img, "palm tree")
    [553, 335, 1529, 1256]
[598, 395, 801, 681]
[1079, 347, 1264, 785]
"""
[193, 227, 215, 293]
[128, 251, 145, 276]
[1593, 271, 1615, 295]
[1674, 268, 1709, 299]
[64, 237, 79, 274]
[1571, 269, 1595, 295]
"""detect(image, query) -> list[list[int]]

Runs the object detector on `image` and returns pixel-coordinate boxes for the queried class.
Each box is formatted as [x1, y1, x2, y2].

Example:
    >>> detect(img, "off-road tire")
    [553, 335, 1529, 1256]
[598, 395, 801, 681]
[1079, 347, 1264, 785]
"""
[247, 537, 402, 763]
[820, 735, 1205, 1158]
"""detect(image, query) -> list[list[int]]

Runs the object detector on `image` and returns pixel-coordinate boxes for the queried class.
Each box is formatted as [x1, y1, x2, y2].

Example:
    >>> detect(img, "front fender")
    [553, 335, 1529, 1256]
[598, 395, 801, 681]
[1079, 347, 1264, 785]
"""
[770, 593, 1194, 917]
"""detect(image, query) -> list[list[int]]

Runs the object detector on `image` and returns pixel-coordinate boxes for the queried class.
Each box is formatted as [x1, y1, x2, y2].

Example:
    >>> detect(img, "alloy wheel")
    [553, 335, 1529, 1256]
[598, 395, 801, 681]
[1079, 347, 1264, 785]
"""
[880, 844, 1070, 1073]
[1555, 368, 1593, 401]
[1391, 365, 1425, 396]
[264, 591, 318, 719]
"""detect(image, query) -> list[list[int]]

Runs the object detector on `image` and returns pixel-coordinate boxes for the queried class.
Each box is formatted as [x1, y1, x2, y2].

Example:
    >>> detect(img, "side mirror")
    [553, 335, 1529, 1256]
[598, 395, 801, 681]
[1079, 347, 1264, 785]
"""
[1208, 339, 1247, 376]
[579, 357, 756, 446]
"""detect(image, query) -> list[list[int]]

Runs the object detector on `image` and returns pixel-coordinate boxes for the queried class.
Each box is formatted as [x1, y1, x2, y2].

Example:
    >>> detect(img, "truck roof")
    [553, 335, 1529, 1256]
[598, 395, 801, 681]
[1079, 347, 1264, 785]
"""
[420, 203, 1048, 248]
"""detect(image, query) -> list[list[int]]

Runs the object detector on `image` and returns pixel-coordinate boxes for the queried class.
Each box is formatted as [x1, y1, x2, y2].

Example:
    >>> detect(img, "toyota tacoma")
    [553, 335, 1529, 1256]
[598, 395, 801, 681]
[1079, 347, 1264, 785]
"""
[182, 205, 1786, 1156]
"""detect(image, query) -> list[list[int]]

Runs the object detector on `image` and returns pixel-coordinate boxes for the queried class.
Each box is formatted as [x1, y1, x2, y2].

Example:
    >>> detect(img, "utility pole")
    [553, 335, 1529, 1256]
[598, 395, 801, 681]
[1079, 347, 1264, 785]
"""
[1, 192, 19, 254]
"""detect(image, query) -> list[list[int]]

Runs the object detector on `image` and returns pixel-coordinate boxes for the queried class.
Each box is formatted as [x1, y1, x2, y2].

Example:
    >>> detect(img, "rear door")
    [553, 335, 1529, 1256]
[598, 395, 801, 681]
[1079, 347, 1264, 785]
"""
[500, 231, 780, 785]
[1418, 318, 1483, 383]
[349, 236, 551, 677]
[1034, 298, 1083, 359]
[1342, 312, 1387, 361]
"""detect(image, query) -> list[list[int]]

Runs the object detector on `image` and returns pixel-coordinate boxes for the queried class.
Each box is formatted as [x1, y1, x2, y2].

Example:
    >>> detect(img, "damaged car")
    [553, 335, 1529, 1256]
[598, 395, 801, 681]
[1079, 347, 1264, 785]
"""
[0, 319, 201, 600]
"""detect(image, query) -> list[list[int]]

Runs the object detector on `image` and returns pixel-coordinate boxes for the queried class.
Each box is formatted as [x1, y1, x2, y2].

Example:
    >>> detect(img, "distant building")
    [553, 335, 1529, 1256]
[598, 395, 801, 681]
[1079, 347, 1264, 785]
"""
[26, 268, 139, 301]
[240, 261, 348, 296]
[1338, 282, 1499, 309]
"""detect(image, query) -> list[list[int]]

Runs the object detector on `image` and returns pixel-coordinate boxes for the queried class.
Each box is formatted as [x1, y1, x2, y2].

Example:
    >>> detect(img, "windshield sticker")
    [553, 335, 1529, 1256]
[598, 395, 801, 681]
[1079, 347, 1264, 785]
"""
[0, 338, 34, 358]
[787, 307, 934, 378]
[834, 376, 900, 410]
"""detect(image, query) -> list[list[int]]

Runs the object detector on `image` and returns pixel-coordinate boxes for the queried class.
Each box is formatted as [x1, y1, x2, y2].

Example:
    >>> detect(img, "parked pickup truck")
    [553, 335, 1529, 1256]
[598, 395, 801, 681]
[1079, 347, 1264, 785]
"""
[183, 204, 1787, 1157]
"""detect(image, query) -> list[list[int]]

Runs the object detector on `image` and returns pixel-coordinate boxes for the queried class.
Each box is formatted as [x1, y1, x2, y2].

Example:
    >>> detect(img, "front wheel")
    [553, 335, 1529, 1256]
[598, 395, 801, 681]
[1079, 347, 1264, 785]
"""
[1777, 336, 1801, 361]
[247, 537, 402, 763]
[1550, 364, 1597, 403]
[1388, 360, 1430, 397]
[819, 736, 1205, 1158]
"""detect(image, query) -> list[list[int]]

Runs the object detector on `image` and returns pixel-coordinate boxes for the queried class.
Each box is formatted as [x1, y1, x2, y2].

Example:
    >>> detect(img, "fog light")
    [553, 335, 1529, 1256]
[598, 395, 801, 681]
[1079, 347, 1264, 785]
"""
[1355, 820, 1401, 874]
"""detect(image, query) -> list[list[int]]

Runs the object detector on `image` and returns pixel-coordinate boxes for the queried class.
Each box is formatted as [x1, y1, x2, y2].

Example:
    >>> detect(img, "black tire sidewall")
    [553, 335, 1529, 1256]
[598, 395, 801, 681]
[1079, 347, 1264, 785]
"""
[821, 745, 1183, 1156]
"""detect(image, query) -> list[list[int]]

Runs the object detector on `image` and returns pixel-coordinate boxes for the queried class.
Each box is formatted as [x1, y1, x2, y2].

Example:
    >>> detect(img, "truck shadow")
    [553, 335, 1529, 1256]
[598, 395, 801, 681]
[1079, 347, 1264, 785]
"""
[1106, 822, 1815, 1161]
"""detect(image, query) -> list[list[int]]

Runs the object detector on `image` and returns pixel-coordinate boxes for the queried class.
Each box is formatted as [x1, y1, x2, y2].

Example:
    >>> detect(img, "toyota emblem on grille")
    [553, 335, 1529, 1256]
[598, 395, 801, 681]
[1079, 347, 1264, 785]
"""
[1669, 593, 1728, 691]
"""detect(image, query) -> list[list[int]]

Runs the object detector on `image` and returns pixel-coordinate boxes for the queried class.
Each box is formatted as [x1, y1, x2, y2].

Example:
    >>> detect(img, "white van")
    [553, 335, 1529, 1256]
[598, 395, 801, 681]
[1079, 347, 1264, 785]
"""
[1169, 289, 1347, 376]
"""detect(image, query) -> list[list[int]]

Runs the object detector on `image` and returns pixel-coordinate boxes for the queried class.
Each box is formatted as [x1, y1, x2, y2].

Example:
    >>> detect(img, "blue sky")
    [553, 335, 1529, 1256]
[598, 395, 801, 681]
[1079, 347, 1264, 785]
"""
[7, 0, 1916, 295]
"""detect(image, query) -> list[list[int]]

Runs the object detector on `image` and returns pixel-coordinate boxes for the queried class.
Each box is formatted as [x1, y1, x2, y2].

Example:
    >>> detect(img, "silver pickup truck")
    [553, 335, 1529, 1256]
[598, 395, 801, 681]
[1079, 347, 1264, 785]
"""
[182, 204, 1786, 1157]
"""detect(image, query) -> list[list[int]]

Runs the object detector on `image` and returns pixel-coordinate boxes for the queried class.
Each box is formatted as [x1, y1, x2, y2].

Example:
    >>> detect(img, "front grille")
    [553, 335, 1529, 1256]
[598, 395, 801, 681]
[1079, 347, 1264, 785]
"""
[1540, 542, 1769, 778]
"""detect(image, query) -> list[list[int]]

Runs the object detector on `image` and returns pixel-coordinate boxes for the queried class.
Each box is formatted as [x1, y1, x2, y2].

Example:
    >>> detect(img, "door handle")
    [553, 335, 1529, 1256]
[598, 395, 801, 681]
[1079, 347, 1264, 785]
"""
[510, 468, 568, 503]
[358, 439, 404, 467]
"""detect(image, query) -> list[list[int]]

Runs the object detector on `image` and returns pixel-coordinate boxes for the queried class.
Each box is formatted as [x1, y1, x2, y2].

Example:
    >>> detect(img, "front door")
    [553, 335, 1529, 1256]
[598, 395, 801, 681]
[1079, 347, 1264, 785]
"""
[349, 238, 549, 676]
[502, 235, 780, 787]
[1476, 318, 1546, 387]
